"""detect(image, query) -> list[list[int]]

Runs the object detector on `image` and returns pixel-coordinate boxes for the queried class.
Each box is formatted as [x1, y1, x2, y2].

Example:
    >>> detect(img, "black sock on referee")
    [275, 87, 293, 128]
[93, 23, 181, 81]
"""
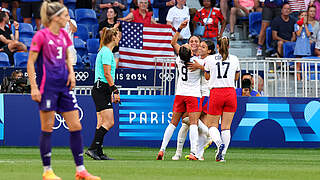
[89, 126, 108, 150]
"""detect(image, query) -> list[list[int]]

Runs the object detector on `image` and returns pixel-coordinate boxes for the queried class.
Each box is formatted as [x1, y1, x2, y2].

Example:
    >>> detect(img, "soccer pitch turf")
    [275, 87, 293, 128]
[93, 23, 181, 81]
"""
[0, 147, 319, 180]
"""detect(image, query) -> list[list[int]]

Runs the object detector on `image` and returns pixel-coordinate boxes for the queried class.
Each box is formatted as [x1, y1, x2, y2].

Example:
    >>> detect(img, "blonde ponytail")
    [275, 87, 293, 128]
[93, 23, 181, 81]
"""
[99, 27, 118, 51]
[40, 0, 65, 27]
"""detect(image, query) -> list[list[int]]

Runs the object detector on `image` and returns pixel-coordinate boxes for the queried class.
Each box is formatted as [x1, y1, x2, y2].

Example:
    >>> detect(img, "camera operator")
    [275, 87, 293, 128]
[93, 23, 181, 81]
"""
[0, 70, 30, 93]
[236, 74, 260, 97]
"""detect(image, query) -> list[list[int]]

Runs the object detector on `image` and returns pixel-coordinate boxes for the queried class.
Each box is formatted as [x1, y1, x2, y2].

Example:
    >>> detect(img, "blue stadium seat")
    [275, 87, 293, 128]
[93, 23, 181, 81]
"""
[20, 37, 32, 50]
[18, 23, 34, 38]
[0, 53, 10, 67]
[249, 12, 262, 38]
[74, 38, 87, 57]
[88, 53, 97, 69]
[301, 56, 320, 80]
[283, 42, 296, 58]
[74, 24, 89, 41]
[14, 52, 29, 68]
[65, 0, 76, 10]
[75, 9, 98, 38]
[266, 26, 275, 54]
[69, 9, 75, 19]
[87, 38, 100, 54]
[74, 54, 84, 69]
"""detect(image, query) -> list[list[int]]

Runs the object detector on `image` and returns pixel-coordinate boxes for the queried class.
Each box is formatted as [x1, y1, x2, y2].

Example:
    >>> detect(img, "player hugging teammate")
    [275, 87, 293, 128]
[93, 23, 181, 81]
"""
[157, 20, 240, 162]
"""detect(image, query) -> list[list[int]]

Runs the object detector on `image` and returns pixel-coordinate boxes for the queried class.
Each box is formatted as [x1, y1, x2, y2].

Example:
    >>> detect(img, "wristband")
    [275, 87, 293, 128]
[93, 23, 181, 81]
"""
[177, 28, 182, 33]
[110, 85, 119, 94]
[15, 29, 19, 31]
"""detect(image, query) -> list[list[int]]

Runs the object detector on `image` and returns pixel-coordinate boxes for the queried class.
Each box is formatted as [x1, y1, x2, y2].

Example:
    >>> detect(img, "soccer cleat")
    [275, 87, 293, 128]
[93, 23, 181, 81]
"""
[97, 148, 114, 160]
[43, 170, 61, 180]
[156, 151, 164, 160]
[85, 149, 101, 160]
[171, 153, 181, 160]
[215, 144, 225, 162]
[203, 140, 213, 150]
[75, 170, 101, 180]
[185, 153, 198, 161]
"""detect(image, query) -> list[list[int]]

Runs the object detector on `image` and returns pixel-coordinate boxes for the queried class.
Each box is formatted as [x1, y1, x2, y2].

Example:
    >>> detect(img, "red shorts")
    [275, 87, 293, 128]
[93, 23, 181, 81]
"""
[201, 96, 209, 114]
[172, 95, 202, 113]
[207, 88, 237, 115]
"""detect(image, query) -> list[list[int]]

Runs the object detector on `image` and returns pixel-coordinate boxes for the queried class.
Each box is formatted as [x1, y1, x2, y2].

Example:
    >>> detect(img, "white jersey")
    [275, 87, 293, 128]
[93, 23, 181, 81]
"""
[175, 56, 203, 97]
[204, 53, 240, 89]
[200, 56, 210, 97]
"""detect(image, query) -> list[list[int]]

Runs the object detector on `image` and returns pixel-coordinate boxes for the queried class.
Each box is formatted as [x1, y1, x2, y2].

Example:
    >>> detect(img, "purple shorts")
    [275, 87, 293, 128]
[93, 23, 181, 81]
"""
[38, 86, 78, 112]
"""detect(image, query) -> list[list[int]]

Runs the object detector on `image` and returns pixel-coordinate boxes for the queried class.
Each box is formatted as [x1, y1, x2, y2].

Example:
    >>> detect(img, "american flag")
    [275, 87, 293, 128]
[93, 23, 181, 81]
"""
[119, 21, 175, 69]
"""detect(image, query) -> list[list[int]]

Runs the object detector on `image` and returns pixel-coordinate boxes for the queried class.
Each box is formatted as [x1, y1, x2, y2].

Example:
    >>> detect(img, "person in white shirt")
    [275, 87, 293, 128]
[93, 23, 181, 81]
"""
[204, 36, 240, 162]
[166, 0, 191, 45]
[64, 17, 77, 65]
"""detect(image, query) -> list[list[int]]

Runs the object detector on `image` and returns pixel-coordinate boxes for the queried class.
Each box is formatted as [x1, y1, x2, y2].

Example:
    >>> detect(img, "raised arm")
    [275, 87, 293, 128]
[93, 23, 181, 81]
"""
[171, 20, 189, 54]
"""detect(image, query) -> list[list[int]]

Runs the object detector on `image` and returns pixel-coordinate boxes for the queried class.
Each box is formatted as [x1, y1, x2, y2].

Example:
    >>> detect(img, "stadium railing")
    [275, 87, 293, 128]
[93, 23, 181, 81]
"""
[74, 57, 320, 97]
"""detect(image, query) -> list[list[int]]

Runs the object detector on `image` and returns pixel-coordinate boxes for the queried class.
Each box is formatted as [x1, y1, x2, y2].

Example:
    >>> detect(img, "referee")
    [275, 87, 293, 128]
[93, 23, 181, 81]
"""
[86, 26, 121, 160]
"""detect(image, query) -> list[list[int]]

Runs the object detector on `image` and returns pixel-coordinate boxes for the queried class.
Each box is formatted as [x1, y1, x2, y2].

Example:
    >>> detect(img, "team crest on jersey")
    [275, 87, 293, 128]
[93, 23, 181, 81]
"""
[215, 55, 222, 60]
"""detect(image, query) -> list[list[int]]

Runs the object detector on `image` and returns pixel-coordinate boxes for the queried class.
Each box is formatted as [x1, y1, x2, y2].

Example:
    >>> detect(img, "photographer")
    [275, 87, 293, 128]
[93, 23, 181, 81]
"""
[0, 70, 30, 93]
[236, 78, 260, 97]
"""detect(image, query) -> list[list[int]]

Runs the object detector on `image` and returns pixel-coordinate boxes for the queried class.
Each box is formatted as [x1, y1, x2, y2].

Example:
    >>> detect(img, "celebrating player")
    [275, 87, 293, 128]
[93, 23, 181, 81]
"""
[27, 1, 101, 179]
[204, 36, 240, 162]
[86, 27, 121, 160]
[172, 40, 216, 161]
[156, 43, 202, 160]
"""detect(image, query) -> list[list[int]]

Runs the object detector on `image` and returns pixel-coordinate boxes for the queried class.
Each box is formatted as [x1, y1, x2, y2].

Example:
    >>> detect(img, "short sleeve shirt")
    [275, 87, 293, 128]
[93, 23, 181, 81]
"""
[271, 16, 296, 41]
[132, 9, 153, 24]
[94, 46, 116, 83]
[0, 26, 12, 48]
[193, 7, 224, 38]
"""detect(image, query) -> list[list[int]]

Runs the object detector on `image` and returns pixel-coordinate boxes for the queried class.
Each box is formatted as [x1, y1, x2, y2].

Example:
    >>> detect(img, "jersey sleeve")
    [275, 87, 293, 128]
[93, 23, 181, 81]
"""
[166, 8, 174, 22]
[204, 60, 211, 72]
[30, 31, 44, 52]
[235, 56, 240, 72]
[101, 49, 114, 65]
[61, 29, 72, 47]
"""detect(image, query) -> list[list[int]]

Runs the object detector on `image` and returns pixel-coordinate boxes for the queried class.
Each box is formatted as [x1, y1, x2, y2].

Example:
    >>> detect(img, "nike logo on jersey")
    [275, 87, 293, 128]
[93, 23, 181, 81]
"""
[48, 40, 54, 45]
[108, 102, 112, 106]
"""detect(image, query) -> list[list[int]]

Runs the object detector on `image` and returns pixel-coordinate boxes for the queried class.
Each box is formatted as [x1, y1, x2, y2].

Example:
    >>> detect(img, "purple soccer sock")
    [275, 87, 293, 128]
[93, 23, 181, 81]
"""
[70, 130, 84, 166]
[40, 131, 52, 166]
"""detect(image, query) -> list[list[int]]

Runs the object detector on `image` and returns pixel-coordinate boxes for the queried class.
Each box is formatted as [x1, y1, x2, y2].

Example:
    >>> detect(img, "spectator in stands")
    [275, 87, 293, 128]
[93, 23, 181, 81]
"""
[0, 11, 27, 65]
[294, 11, 312, 57]
[257, 75, 264, 96]
[256, 0, 287, 56]
[271, 3, 296, 58]
[0, 69, 30, 93]
[220, 0, 229, 23]
[130, 0, 153, 12]
[236, 78, 261, 96]
[153, 0, 175, 24]
[311, 0, 320, 20]
[308, 5, 319, 44]
[314, 30, 320, 56]
[96, 0, 127, 23]
[120, 0, 157, 24]
[1, 0, 19, 21]
[229, 0, 262, 40]
[65, 11, 77, 65]
[20, 0, 42, 30]
[193, 0, 226, 44]
[294, 11, 312, 80]
[166, 0, 191, 45]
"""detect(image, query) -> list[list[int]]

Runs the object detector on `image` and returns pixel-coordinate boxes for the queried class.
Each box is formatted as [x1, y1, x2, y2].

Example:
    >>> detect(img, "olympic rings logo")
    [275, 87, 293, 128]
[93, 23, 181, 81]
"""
[159, 72, 175, 81]
[75, 72, 89, 81]
[53, 105, 84, 130]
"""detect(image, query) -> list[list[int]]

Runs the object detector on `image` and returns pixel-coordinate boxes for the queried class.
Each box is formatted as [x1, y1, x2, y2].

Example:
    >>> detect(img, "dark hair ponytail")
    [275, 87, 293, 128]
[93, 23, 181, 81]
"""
[217, 36, 229, 61]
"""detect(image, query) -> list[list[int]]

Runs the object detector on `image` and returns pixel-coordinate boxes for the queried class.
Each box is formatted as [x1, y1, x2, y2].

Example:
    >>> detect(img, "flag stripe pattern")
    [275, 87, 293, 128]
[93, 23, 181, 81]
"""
[119, 21, 175, 69]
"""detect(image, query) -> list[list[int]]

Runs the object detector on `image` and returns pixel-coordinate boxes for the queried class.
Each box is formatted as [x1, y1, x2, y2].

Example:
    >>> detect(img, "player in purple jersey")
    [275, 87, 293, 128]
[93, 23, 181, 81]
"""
[26, 1, 101, 180]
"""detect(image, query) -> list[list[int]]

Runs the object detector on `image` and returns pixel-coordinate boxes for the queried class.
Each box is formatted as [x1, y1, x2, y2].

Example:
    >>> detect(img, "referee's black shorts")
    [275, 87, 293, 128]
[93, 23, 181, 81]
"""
[91, 80, 113, 112]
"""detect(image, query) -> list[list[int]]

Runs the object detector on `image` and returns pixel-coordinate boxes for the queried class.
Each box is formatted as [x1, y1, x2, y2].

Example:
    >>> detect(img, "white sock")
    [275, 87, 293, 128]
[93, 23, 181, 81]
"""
[197, 132, 208, 158]
[43, 166, 52, 173]
[76, 165, 86, 172]
[208, 127, 222, 148]
[175, 123, 189, 155]
[160, 123, 176, 152]
[221, 129, 231, 155]
[198, 119, 208, 136]
[189, 124, 199, 156]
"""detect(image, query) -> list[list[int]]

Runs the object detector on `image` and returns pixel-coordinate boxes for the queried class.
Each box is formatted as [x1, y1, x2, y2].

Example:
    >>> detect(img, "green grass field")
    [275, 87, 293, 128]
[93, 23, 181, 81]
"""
[0, 147, 319, 180]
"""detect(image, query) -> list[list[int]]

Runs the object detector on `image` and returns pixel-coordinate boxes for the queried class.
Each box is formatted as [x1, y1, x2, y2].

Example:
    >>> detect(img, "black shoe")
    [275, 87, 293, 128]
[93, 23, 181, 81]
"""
[85, 149, 101, 160]
[99, 153, 114, 160]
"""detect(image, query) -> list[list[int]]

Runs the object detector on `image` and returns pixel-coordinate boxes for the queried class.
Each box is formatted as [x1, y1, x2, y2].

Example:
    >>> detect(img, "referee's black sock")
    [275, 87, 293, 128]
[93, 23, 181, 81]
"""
[89, 126, 108, 150]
